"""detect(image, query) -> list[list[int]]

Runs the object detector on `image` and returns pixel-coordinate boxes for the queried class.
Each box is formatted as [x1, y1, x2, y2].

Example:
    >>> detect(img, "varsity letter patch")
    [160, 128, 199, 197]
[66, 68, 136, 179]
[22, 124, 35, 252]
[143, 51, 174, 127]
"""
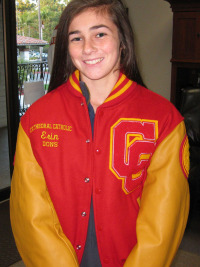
[109, 118, 158, 194]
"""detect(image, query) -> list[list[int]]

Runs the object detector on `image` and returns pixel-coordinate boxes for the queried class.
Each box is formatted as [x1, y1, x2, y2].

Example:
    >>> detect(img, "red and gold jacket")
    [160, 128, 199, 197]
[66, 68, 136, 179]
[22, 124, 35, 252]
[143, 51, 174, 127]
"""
[10, 71, 190, 267]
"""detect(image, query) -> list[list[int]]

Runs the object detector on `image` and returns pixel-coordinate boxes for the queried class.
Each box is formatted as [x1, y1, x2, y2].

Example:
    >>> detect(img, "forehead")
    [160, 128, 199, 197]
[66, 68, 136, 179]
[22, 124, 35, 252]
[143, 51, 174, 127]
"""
[68, 8, 115, 31]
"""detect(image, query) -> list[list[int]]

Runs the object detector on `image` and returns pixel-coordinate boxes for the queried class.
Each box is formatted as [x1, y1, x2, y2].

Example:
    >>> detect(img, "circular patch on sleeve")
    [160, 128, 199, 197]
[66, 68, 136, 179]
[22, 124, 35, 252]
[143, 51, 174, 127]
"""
[180, 135, 190, 179]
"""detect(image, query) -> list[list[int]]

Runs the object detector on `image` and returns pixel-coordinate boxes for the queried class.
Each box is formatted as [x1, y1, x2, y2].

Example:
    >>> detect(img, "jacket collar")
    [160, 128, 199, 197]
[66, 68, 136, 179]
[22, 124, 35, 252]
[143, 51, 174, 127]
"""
[68, 70, 135, 105]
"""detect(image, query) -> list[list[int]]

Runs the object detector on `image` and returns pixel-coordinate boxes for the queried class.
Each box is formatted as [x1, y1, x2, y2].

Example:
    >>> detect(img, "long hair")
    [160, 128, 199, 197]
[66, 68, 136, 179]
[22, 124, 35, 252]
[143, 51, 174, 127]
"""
[48, 0, 144, 92]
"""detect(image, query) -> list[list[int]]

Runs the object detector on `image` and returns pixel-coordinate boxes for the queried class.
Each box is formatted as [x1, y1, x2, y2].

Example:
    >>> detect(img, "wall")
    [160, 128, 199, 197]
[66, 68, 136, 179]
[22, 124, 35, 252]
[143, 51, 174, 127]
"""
[124, 0, 173, 100]
[0, 0, 173, 115]
[0, 2, 7, 127]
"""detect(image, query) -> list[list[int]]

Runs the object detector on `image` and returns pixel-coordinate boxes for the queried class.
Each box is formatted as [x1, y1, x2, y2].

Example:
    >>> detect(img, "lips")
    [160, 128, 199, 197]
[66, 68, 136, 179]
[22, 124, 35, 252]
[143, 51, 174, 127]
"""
[84, 58, 104, 65]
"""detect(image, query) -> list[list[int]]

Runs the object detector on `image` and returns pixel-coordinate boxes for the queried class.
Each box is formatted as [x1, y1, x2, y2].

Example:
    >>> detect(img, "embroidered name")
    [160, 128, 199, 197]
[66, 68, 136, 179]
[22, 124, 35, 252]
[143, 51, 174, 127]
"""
[42, 141, 58, 148]
[30, 123, 72, 148]
[41, 131, 59, 140]
[30, 123, 72, 133]
[41, 131, 59, 147]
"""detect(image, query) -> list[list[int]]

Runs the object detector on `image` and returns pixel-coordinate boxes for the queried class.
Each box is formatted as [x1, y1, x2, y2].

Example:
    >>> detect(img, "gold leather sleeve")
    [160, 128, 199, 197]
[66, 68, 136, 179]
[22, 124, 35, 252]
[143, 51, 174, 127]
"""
[10, 123, 79, 267]
[124, 121, 190, 267]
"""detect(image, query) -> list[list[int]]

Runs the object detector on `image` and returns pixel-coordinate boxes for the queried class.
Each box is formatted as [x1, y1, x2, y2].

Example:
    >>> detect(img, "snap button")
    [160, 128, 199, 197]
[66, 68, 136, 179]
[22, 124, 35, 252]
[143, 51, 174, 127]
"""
[76, 245, 82, 250]
[84, 177, 90, 183]
[95, 148, 101, 154]
[81, 102, 84, 106]
[86, 139, 90, 143]
[81, 211, 87, 217]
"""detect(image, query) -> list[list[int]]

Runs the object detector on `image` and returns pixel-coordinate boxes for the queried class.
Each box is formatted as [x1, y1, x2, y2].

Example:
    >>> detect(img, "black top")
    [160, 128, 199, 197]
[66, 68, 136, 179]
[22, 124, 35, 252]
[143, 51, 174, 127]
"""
[80, 82, 102, 267]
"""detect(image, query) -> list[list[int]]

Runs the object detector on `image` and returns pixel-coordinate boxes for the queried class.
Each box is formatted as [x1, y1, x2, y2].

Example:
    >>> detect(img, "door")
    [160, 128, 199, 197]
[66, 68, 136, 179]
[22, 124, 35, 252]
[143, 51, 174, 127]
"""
[172, 12, 200, 61]
[0, 0, 19, 201]
[0, 0, 69, 201]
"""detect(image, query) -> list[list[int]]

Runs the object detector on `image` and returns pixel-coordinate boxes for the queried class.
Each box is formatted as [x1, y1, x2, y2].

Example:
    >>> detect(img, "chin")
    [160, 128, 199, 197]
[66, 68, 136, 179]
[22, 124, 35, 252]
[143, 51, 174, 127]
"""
[82, 72, 106, 81]
[83, 69, 118, 81]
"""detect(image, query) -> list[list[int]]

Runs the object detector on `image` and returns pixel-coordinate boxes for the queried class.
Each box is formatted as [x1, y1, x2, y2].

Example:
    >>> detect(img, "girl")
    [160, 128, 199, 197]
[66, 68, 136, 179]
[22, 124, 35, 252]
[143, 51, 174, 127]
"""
[10, 0, 190, 266]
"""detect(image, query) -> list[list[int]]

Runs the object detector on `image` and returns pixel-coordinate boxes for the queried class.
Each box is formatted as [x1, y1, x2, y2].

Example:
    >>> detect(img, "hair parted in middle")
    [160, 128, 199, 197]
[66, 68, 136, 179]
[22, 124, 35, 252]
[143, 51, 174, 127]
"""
[48, 0, 144, 92]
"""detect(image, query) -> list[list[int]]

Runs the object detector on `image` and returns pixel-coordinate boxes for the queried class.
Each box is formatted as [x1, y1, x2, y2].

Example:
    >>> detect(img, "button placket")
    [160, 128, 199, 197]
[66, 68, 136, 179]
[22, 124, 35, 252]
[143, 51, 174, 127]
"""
[80, 97, 92, 144]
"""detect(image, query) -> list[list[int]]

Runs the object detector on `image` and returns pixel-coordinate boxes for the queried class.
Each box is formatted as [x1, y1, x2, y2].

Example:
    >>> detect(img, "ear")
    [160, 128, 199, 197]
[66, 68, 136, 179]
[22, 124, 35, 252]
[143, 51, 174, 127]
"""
[120, 42, 126, 59]
[120, 41, 125, 50]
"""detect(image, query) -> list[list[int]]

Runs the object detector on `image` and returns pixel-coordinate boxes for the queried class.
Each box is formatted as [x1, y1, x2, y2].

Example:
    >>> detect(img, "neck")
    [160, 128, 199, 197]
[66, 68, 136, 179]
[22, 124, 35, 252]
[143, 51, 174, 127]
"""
[81, 71, 120, 112]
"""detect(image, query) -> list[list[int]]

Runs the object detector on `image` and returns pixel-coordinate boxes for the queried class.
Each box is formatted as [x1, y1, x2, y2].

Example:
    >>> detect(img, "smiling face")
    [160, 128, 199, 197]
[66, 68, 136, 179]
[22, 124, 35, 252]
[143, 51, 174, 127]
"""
[68, 8, 121, 85]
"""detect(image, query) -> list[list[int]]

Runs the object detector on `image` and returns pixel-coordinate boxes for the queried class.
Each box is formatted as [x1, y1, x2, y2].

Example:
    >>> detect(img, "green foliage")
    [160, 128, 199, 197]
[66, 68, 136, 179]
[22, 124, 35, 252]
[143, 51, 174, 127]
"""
[16, 0, 70, 42]
[17, 57, 29, 64]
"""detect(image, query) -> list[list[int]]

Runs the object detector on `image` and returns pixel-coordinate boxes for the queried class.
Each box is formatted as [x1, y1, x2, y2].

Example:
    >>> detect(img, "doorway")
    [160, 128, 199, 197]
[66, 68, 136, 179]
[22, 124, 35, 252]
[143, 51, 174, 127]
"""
[0, 0, 19, 201]
[0, 4, 10, 192]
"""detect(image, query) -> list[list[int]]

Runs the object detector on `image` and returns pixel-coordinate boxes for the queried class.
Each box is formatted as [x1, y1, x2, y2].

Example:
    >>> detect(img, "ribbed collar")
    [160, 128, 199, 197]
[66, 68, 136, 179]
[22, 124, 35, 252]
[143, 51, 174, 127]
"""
[68, 70, 135, 105]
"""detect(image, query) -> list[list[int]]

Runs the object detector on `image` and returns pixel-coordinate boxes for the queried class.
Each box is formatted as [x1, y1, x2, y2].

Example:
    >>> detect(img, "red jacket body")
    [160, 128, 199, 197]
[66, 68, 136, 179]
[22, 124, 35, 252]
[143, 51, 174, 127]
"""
[10, 72, 190, 267]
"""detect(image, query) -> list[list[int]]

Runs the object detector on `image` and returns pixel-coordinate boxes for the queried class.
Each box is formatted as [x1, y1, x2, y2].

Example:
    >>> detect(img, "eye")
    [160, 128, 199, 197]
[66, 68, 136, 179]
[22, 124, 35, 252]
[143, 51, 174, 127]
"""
[70, 37, 82, 42]
[96, 32, 106, 38]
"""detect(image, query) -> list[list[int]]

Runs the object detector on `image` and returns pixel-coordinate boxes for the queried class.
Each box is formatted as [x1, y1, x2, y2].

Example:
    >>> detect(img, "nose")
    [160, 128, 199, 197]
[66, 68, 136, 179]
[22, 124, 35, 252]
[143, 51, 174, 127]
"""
[83, 38, 97, 54]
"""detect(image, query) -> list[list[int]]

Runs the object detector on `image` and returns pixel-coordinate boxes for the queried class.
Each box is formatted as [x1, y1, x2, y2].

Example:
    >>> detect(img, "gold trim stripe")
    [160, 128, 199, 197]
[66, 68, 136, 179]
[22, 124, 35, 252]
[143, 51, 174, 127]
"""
[112, 74, 126, 91]
[69, 72, 81, 93]
[74, 70, 79, 80]
[105, 80, 133, 103]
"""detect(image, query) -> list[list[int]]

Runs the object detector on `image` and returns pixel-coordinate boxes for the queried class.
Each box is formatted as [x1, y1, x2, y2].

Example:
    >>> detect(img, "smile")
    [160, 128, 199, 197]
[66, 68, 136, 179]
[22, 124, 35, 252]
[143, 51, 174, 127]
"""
[84, 58, 104, 65]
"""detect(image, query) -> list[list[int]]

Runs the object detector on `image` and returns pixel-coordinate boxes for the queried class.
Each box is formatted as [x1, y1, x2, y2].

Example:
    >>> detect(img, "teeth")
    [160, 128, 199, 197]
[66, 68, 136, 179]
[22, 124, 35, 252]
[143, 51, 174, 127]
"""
[84, 58, 103, 65]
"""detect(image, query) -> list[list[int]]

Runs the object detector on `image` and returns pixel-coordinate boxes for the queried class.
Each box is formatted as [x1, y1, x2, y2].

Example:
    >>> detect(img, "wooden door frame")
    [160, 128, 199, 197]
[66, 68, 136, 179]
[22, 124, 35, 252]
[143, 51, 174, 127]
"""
[0, 0, 19, 201]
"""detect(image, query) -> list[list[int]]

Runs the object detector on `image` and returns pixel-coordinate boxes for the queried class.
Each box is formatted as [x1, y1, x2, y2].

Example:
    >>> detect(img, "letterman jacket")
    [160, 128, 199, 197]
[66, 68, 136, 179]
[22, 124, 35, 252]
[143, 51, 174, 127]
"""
[10, 71, 190, 267]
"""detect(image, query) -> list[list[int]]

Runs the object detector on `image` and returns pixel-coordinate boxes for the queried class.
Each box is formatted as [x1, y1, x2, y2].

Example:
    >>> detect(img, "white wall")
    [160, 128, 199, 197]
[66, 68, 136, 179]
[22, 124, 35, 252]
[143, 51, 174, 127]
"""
[0, 2, 7, 127]
[124, 0, 173, 100]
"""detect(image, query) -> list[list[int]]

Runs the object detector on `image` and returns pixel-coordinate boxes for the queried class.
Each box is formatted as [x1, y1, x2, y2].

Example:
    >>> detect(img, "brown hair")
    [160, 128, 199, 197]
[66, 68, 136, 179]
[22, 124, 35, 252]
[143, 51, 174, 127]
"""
[48, 0, 144, 92]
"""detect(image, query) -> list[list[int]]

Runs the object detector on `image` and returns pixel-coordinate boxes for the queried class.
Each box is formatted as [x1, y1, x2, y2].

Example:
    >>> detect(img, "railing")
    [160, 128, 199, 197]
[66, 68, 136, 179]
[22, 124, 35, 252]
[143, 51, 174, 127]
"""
[17, 61, 51, 117]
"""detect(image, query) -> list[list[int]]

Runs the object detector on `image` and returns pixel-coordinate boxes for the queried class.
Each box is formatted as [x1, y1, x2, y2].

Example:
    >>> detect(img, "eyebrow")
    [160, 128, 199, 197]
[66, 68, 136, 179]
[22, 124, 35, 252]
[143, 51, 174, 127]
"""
[68, 24, 110, 36]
